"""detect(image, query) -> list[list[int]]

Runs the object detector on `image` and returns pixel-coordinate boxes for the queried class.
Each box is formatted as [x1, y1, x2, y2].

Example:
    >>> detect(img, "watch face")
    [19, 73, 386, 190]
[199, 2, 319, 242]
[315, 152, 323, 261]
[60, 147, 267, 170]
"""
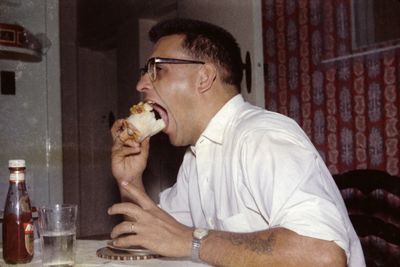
[194, 228, 209, 239]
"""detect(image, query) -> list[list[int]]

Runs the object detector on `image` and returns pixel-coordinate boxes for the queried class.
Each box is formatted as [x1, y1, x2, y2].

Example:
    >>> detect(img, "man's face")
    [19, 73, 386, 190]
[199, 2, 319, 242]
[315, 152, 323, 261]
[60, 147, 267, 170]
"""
[136, 34, 204, 146]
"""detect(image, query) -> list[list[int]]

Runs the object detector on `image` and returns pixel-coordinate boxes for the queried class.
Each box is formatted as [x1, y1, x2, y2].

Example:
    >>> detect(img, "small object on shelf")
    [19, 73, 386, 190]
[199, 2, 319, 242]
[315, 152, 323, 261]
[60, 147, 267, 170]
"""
[0, 23, 42, 62]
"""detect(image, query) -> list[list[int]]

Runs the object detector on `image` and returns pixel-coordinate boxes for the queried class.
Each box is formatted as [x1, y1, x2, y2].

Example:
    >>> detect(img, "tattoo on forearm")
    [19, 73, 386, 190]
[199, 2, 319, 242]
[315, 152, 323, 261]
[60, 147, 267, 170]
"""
[226, 232, 276, 255]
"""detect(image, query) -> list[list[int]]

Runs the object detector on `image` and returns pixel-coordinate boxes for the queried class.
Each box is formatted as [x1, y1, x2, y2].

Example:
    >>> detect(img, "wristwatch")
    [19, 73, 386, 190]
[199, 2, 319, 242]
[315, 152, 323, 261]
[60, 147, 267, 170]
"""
[191, 228, 209, 262]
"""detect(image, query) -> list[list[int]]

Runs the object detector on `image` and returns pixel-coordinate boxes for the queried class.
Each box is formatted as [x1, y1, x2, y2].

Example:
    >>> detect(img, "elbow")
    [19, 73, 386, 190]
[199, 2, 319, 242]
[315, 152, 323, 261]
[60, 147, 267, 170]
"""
[319, 246, 347, 267]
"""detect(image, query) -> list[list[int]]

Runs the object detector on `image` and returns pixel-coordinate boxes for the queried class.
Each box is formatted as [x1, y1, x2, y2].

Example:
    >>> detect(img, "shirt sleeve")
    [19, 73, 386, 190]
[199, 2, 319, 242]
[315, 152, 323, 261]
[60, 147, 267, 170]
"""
[241, 129, 351, 259]
[159, 150, 193, 227]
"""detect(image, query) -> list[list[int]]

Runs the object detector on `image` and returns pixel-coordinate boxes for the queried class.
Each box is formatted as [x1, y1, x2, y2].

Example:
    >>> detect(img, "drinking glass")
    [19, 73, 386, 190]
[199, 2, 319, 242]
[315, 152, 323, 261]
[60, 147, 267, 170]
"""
[38, 204, 78, 267]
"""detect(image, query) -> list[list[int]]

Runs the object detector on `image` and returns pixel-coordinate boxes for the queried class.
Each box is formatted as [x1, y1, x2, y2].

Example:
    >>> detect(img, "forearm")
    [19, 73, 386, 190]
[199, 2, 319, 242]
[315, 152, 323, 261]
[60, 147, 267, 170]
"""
[199, 228, 346, 267]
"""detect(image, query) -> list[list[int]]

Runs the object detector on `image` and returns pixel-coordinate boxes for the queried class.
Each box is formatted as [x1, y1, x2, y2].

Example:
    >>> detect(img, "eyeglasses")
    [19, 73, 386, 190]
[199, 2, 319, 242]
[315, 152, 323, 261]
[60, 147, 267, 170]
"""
[140, 57, 205, 82]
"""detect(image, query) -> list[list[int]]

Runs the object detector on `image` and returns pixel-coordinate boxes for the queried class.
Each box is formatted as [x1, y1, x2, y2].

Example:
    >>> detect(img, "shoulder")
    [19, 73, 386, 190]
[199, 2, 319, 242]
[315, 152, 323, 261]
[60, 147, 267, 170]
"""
[230, 103, 308, 146]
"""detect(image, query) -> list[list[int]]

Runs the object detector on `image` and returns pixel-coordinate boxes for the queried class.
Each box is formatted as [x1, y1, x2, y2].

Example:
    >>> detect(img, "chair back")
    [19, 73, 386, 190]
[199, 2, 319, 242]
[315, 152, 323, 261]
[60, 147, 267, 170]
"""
[333, 169, 400, 267]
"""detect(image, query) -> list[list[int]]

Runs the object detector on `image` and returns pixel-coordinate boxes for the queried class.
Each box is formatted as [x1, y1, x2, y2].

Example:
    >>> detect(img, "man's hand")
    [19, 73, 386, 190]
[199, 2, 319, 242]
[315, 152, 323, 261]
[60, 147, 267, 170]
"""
[108, 183, 193, 258]
[111, 119, 150, 187]
[108, 184, 346, 266]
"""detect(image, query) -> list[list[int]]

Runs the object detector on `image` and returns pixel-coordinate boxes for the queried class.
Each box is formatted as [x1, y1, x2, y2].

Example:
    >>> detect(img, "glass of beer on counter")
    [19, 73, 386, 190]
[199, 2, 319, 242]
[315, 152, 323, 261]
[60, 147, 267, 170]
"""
[38, 204, 78, 267]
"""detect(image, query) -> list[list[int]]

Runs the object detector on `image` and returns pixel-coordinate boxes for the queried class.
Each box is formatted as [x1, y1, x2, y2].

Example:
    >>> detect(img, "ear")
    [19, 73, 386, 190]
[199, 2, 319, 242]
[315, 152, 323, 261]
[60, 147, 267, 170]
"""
[197, 63, 217, 93]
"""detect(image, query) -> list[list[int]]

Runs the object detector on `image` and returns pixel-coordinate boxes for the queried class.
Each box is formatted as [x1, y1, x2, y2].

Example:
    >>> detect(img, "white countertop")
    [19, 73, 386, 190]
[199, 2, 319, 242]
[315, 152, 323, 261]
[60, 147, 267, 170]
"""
[0, 239, 210, 267]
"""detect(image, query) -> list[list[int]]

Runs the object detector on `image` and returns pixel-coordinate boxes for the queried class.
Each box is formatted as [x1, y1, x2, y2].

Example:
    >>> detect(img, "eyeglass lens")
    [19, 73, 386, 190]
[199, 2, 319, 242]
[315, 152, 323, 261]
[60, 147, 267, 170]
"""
[141, 58, 205, 82]
[140, 59, 156, 81]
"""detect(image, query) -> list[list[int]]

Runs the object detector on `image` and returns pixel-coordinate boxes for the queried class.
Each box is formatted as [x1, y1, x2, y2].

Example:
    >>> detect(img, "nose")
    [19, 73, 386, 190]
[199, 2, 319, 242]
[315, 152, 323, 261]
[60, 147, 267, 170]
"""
[136, 73, 152, 93]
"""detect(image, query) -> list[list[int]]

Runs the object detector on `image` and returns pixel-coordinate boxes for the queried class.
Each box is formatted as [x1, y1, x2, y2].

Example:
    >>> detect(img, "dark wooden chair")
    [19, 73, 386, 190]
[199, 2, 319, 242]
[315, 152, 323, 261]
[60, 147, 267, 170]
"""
[333, 169, 400, 267]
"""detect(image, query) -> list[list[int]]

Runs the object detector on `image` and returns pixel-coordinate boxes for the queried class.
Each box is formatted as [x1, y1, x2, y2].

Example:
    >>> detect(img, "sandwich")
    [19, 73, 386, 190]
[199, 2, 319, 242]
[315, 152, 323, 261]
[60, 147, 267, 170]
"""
[119, 101, 166, 142]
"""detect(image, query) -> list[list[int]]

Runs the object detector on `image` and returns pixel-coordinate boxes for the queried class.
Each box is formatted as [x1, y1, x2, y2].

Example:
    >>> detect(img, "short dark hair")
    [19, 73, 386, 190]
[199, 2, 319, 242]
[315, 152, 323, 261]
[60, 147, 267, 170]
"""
[149, 18, 243, 89]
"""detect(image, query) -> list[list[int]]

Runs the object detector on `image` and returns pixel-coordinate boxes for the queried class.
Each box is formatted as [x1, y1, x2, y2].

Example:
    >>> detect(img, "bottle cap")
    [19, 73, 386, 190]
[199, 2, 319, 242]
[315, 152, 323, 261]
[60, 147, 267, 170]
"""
[9, 159, 26, 168]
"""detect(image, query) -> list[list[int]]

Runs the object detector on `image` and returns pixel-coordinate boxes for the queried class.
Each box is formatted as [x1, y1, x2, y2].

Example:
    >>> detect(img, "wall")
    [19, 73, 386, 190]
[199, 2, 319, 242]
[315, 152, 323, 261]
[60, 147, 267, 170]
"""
[177, 0, 265, 108]
[262, 0, 399, 175]
[0, 0, 62, 215]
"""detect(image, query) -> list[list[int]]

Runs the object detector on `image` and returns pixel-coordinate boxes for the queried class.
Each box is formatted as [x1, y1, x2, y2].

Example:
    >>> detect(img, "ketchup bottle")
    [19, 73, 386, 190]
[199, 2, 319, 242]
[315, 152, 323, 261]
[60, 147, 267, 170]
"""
[2, 159, 34, 264]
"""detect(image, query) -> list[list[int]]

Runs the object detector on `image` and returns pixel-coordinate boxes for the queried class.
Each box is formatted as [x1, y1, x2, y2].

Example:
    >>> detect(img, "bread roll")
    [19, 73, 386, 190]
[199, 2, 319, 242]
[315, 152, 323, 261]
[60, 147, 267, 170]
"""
[119, 102, 166, 142]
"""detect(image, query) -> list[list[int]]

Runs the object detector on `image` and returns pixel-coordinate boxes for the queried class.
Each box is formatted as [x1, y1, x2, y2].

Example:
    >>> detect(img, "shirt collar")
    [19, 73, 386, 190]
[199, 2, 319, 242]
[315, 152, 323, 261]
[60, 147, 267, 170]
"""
[191, 94, 245, 153]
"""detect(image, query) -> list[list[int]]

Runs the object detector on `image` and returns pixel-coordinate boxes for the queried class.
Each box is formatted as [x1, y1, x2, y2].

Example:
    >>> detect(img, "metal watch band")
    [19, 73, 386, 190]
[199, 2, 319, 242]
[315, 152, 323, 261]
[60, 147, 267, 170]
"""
[191, 238, 202, 262]
[191, 228, 209, 262]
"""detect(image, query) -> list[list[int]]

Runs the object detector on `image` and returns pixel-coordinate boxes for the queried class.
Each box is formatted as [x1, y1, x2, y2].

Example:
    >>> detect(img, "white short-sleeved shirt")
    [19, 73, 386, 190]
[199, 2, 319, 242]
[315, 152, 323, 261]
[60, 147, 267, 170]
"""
[159, 95, 365, 266]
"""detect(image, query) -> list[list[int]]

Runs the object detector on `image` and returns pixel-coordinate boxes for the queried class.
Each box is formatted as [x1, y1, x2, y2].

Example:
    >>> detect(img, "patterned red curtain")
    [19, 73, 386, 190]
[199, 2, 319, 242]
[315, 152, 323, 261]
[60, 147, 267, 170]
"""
[262, 0, 400, 175]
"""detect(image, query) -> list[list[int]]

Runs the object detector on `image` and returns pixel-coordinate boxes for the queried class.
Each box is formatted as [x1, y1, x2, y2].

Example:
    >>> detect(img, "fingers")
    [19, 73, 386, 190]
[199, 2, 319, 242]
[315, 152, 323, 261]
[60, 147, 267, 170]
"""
[108, 203, 148, 243]
[111, 142, 141, 156]
[110, 221, 139, 239]
[112, 231, 140, 248]
[111, 119, 128, 150]
[111, 119, 125, 141]
[111, 126, 142, 156]
[110, 117, 152, 149]
[111, 119, 140, 145]
[108, 202, 142, 220]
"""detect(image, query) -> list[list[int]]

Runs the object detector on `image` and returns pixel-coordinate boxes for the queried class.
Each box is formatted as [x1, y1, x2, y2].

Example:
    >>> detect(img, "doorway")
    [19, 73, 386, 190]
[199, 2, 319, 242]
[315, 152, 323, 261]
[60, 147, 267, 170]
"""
[60, 0, 183, 238]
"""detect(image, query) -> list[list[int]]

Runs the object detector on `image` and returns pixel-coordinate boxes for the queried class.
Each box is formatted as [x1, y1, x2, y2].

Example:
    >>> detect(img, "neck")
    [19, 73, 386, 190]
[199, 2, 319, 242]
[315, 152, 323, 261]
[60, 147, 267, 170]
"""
[191, 84, 239, 144]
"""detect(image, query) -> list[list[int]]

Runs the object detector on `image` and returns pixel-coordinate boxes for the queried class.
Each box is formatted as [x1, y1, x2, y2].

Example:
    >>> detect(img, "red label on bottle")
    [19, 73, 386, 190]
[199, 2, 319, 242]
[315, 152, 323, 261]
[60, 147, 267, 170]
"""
[24, 222, 34, 255]
[24, 222, 34, 234]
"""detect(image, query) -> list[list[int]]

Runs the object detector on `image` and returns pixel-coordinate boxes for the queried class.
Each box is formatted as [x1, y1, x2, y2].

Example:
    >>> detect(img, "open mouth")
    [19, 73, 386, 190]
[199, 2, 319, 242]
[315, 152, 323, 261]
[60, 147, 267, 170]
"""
[147, 101, 168, 126]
